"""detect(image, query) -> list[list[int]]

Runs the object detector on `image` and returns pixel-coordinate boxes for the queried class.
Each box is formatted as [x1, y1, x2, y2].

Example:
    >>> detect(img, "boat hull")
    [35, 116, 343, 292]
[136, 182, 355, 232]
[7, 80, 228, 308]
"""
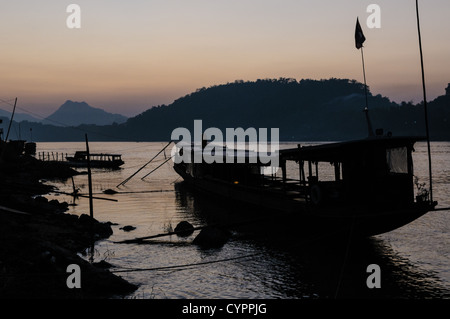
[65, 159, 124, 169]
[174, 164, 431, 238]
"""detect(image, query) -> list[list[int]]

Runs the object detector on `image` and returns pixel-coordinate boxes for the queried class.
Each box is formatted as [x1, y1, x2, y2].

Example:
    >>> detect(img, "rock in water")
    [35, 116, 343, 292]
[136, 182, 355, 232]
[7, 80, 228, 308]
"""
[77, 214, 113, 237]
[193, 226, 230, 248]
[119, 225, 136, 232]
[103, 189, 118, 195]
[174, 221, 194, 237]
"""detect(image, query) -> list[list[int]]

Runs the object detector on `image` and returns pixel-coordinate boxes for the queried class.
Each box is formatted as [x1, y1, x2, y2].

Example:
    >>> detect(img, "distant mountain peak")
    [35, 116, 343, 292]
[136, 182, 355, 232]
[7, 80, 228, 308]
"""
[43, 100, 127, 126]
[63, 100, 86, 105]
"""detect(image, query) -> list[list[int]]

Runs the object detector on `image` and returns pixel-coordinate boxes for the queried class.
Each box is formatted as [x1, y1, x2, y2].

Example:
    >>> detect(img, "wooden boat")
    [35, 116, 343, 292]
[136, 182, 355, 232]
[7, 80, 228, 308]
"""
[172, 135, 437, 238]
[66, 151, 124, 168]
[172, 7, 439, 239]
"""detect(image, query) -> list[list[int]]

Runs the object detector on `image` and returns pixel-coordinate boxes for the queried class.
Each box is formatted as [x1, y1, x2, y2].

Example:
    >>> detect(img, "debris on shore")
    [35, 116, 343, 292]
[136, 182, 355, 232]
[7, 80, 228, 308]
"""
[0, 151, 138, 298]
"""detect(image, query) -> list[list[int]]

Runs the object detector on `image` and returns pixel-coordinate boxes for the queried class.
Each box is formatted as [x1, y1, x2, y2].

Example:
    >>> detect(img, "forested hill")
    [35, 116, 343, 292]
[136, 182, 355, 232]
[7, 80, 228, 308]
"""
[4, 78, 450, 141]
[121, 78, 448, 141]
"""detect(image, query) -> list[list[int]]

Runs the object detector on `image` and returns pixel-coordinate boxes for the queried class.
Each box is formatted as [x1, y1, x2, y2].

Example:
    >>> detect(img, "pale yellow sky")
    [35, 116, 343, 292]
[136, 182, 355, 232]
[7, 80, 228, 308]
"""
[0, 0, 449, 117]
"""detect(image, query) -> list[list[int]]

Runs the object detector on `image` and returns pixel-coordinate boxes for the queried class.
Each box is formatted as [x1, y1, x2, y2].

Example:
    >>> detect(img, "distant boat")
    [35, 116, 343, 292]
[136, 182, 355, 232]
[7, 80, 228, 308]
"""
[66, 151, 124, 169]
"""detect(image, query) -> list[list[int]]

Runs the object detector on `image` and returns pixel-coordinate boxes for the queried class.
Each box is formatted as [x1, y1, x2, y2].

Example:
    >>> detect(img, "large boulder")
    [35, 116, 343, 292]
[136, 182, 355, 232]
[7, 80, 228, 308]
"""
[193, 226, 230, 248]
[77, 214, 113, 237]
[174, 221, 194, 237]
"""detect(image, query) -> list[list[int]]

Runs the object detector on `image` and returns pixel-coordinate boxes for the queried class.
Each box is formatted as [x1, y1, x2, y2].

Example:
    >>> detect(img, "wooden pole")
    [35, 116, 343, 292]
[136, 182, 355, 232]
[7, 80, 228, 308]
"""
[85, 134, 94, 218]
[416, 0, 433, 204]
[5, 98, 17, 141]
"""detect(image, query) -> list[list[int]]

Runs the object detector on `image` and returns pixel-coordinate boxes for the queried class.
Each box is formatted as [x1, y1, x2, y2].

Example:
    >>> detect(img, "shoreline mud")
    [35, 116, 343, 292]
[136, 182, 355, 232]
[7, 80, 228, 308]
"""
[0, 154, 138, 298]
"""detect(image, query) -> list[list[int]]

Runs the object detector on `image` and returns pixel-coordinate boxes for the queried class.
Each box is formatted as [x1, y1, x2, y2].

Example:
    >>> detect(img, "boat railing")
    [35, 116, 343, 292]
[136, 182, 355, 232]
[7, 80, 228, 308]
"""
[37, 152, 69, 162]
[260, 176, 311, 201]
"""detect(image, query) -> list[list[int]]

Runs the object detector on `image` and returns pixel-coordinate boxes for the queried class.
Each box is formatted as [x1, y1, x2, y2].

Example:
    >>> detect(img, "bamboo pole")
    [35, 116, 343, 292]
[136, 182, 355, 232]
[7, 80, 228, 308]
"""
[5, 98, 17, 142]
[141, 155, 174, 180]
[415, 0, 433, 204]
[50, 190, 118, 202]
[117, 140, 172, 187]
[115, 226, 206, 244]
[115, 216, 273, 244]
[85, 134, 94, 218]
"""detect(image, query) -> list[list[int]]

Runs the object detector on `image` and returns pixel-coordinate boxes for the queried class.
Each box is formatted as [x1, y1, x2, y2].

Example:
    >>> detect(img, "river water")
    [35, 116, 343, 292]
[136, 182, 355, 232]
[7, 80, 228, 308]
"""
[38, 141, 449, 299]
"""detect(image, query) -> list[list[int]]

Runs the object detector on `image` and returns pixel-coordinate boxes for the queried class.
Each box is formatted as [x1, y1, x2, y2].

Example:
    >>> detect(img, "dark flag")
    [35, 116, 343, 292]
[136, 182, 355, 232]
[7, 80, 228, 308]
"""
[355, 18, 366, 49]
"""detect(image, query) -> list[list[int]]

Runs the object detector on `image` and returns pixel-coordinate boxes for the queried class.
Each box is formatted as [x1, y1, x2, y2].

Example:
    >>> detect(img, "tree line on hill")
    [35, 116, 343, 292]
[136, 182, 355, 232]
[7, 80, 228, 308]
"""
[1, 78, 449, 142]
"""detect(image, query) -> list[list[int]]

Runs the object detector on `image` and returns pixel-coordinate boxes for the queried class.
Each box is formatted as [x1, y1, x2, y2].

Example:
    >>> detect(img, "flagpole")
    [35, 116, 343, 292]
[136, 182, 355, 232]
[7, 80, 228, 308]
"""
[361, 47, 374, 136]
[360, 46, 369, 111]
[356, 18, 374, 137]
[415, 0, 433, 204]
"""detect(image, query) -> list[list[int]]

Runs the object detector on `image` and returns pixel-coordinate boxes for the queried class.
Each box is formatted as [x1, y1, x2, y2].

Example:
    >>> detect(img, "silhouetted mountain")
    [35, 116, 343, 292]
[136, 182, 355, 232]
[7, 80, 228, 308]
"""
[3, 78, 449, 142]
[0, 109, 41, 123]
[121, 78, 430, 141]
[43, 100, 127, 126]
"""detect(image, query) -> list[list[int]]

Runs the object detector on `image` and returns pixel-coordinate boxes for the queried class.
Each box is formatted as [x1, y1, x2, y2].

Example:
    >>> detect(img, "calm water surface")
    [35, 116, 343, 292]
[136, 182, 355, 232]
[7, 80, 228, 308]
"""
[39, 141, 450, 299]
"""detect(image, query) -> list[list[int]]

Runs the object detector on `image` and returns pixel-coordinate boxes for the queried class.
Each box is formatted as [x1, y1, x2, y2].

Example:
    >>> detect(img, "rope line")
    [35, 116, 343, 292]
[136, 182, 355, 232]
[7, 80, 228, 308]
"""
[117, 141, 172, 187]
[111, 253, 261, 274]
[140, 155, 174, 180]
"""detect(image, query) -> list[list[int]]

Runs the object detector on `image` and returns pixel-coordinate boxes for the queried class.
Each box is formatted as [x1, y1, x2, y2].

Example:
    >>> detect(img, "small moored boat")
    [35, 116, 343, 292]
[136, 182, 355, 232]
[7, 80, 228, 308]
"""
[66, 151, 124, 168]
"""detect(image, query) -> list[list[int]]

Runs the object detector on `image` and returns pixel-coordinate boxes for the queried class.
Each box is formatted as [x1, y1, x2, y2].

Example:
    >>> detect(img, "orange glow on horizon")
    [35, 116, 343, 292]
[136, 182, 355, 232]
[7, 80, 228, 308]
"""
[0, 1, 448, 117]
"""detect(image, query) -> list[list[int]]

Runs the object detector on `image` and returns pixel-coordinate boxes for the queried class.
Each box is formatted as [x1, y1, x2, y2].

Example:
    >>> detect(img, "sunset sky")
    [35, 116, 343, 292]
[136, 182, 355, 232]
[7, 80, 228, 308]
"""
[0, 0, 449, 118]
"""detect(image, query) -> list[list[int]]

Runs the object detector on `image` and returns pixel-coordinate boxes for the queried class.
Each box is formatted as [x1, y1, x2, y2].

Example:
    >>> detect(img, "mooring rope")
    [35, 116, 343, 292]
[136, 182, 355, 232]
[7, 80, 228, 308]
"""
[116, 140, 172, 187]
[140, 155, 174, 180]
[110, 253, 262, 274]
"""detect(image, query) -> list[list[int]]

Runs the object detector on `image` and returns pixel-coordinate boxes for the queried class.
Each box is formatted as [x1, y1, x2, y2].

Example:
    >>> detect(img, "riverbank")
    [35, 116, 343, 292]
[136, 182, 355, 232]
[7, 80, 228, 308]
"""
[0, 154, 137, 298]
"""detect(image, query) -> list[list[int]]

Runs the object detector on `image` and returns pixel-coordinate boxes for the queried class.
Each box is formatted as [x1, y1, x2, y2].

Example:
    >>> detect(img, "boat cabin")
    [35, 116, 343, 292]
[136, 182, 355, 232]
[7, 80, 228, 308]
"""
[174, 136, 422, 208]
[66, 151, 124, 168]
[279, 136, 421, 207]
[70, 151, 123, 163]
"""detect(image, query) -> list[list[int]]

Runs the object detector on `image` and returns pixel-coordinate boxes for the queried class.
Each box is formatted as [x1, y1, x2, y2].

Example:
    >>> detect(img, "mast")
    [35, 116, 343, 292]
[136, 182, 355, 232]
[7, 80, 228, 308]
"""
[415, 0, 433, 204]
[5, 97, 17, 142]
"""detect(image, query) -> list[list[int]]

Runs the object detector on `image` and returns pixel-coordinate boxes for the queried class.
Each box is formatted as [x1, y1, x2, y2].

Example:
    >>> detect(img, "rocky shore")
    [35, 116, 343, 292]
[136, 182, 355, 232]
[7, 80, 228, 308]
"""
[0, 153, 137, 298]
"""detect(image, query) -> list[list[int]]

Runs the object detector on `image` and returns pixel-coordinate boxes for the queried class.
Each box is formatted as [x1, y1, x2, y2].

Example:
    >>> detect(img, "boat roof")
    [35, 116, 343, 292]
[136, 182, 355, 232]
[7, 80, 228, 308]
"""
[174, 142, 276, 165]
[280, 136, 425, 162]
[173, 135, 424, 164]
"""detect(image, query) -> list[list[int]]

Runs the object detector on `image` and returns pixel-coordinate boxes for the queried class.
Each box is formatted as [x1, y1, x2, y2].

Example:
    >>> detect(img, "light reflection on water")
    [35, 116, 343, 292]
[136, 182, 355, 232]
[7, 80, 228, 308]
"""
[40, 141, 449, 299]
